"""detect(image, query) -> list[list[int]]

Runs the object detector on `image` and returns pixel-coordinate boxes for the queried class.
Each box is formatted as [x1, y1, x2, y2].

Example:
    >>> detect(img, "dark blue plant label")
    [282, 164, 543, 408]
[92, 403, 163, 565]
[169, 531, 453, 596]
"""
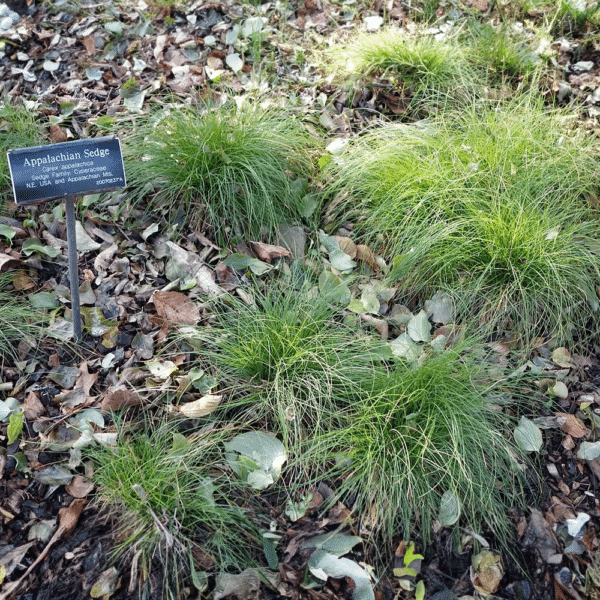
[7, 136, 126, 205]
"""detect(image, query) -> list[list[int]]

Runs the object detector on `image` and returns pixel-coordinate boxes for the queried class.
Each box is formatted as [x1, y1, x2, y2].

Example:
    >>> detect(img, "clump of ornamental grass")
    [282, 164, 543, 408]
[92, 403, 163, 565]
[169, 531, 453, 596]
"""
[324, 98, 600, 345]
[0, 105, 46, 204]
[0, 274, 47, 361]
[125, 104, 314, 242]
[310, 347, 530, 555]
[88, 418, 258, 599]
[391, 193, 600, 346]
[466, 22, 541, 82]
[326, 28, 480, 116]
[186, 286, 372, 453]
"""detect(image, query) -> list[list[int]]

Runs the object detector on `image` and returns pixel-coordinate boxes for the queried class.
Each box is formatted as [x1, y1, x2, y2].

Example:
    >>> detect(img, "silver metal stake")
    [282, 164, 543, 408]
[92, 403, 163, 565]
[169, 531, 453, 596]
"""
[65, 194, 82, 341]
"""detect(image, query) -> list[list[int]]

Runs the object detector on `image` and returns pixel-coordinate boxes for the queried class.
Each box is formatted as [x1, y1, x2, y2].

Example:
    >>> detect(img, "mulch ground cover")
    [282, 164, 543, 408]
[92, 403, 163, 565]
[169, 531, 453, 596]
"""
[1, 0, 600, 598]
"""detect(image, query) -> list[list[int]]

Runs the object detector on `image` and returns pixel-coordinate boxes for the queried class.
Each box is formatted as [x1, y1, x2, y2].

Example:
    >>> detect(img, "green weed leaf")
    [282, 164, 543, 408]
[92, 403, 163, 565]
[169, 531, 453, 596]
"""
[416, 580, 425, 600]
[308, 550, 375, 600]
[404, 542, 424, 564]
[303, 532, 362, 556]
[407, 310, 431, 343]
[21, 238, 61, 258]
[514, 416, 542, 453]
[0, 397, 20, 421]
[389, 332, 420, 361]
[578, 441, 600, 461]
[7, 411, 23, 445]
[329, 249, 357, 272]
[28, 291, 59, 309]
[438, 490, 461, 526]
[0, 224, 16, 241]
[224, 432, 287, 490]
[393, 566, 418, 578]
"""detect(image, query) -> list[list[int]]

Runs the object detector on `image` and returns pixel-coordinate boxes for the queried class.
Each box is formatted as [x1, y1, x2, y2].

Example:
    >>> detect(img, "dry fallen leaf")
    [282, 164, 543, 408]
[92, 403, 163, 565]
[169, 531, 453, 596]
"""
[355, 244, 380, 272]
[75, 361, 98, 397]
[49, 125, 68, 143]
[179, 394, 222, 418]
[21, 391, 45, 420]
[556, 413, 587, 438]
[58, 498, 87, 536]
[65, 475, 94, 499]
[551, 347, 576, 369]
[0, 253, 21, 272]
[94, 243, 118, 273]
[153, 291, 201, 325]
[333, 236, 357, 259]
[100, 385, 142, 411]
[470, 549, 503, 595]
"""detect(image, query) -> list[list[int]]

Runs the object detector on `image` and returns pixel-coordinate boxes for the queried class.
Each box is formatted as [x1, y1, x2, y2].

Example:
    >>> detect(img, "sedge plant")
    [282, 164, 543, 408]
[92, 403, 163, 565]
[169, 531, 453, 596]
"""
[466, 22, 541, 83]
[309, 346, 531, 556]
[88, 417, 258, 599]
[186, 285, 373, 454]
[324, 97, 600, 346]
[0, 273, 48, 361]
[125, 104, 314, 243]
[0, 104, 46, 205]
[325, 28, 480, 117]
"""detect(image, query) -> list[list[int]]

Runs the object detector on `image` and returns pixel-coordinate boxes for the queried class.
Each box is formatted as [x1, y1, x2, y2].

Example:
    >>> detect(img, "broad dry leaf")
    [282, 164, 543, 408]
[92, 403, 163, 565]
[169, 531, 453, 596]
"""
[21, 391, 45, 420]
[153, 291, 201, 325]
[355, 244, 380, 271]
[65, 475, 94, 499]
[81, 35, 97, 56]
[179, 394, 222, 418]
[75, 361, 98, 396]
[100, 385, 142, 411]
[49, 125, 68, 143]
[551, 347, 576, 369]
[58, 498, 87, 536]
[332, 236, 357, 259]
[94, 243, 118, 273]
[556, 413, 587, 438]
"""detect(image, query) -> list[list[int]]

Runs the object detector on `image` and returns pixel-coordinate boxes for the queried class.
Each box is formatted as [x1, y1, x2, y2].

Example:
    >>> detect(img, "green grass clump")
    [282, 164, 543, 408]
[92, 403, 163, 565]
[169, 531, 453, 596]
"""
[189, 287, 371, 452]
[89, 419, 257, 598]
[125, 105, 314, 242]
[555, 0, 600, 34]
[0, 274, 47, 361]
[326, 28, 478, 116]
[316, 349, 529, 551]
[324, 98, 600, 345]
[392, 195, 600, 345]
[467, 22, 541, 82]
[0, 105, 45, 203]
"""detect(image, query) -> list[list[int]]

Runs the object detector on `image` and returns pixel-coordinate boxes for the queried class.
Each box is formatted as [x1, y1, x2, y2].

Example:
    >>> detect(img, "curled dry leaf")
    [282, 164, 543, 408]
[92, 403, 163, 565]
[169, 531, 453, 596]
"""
[94, 243, 118, 274]
[470, 550, 504, 595]
[65, 475, 94, 499]
[556, 413, 587, 438]
[355, 244, 380, 272]
[333, 236, 357, 258]
[249, 241, 292, 263]
[360, 313, 388, 339]
[153, 291, 201, 325]
[58, 498, 87, 537]
[179, 394, 222, 418]
[100, 385, 142, 411]
[0, 253, 21, 272]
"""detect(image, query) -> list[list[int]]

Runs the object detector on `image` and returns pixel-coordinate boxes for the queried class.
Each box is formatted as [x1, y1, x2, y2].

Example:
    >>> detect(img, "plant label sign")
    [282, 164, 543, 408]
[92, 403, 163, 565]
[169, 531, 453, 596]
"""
[7, 136, 126, 204]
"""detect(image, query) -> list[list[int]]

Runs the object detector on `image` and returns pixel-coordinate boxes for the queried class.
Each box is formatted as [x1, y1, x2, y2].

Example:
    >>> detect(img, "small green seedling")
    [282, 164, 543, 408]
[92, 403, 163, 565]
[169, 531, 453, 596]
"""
[394, 542, 425, 600]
